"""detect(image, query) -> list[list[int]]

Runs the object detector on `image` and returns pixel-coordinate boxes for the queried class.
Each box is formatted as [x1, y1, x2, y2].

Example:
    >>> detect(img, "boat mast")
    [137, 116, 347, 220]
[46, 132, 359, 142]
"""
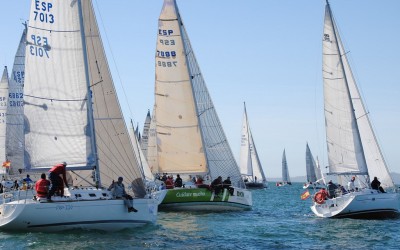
[77, 0, 101, 187]
[325, 1, 369, 180]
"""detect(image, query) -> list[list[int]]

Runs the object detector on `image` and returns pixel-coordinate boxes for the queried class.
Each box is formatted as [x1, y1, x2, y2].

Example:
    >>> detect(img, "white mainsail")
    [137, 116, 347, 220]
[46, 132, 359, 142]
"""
[282, 149, 290, 183]
[0, 67, 9, 169]
[323, 2, 394, 188]
[150, 0, 244, 187]
[24, 0, 95, 169]
[239, 103, 266, 183]
[23, 0, 146, 196]
[6, 28, 26, 172]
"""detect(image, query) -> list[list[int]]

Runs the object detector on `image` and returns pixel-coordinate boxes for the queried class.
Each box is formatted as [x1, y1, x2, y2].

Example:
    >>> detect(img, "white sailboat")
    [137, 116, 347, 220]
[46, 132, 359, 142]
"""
[0, 0, 158, 231]
[303, 143, 324, 189]
[240, 103, 267, 189]
[276, 149, 291, 186]
[310, 0, 399, 219]
[5, 27, 26, 175]
[0, 66, 9, 176]
[148, 0, 252, 211]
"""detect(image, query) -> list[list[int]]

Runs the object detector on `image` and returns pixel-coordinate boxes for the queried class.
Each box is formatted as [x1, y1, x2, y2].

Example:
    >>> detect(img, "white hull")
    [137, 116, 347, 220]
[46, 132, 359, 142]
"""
[0, 188, 158, 232]
[311, 189, 399, 219]
[156, 187, 252, 212]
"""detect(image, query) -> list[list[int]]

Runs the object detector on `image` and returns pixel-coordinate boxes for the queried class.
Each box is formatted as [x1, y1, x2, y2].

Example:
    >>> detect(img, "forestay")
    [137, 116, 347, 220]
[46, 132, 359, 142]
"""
[0, 67, 8, 171]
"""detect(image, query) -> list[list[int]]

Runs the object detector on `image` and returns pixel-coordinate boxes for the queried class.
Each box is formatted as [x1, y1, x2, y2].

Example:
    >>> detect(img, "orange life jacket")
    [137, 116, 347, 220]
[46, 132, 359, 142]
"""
[35, 179, 50, 198]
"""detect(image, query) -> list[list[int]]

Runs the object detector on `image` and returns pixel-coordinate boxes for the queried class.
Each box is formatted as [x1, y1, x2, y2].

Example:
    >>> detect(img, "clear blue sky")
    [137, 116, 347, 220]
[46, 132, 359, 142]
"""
[1, 0, 399, 178]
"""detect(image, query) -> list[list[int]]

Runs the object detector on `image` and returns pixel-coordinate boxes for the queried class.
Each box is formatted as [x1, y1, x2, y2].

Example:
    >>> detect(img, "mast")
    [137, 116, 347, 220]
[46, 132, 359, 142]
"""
[77, 0, 100, 186]
[325, 2, 368, 177]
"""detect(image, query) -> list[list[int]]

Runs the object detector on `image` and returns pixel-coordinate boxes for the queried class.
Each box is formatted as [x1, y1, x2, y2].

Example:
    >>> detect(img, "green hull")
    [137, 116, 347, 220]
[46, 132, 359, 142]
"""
[159, 187, 252, 211]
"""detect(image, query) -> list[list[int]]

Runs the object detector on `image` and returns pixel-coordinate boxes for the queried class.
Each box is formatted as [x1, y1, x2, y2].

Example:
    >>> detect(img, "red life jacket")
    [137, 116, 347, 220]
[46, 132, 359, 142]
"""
[35, 179, 50, 198]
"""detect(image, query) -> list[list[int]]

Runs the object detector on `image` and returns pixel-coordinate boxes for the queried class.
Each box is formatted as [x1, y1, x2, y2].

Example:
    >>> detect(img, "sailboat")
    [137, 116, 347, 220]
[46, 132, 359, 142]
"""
[240, 103, 267, 189]
[5, 26, 26, 175]
[276, 149, 291, 186]
[310, 0, 399, 218]
[0, 66, 9, 176]
[147, 0, 252, 211]
[303, 143, 324, 189]
[0, 0, 158, 231]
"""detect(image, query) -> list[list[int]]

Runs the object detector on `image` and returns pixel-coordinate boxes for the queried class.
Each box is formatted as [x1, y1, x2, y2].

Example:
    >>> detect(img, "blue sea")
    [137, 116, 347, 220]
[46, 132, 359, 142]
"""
[1, 183, 399, 249]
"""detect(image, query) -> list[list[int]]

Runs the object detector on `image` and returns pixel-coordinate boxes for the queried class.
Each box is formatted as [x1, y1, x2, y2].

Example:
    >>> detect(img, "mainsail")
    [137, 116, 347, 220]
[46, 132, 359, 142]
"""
[24, 0, 146, 196]
[239, 103, 266, 182]
[323, 2, 394, 188]
[6, 28, 26, 171]
[0, 67, 9, 170]
[282, 149, 290, 183]
[148, 0, 244, 187]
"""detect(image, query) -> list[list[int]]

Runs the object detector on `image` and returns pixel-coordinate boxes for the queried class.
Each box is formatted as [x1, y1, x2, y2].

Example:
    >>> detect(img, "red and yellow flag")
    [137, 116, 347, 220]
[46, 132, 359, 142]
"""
[301, 190, 310, 200]
[2, 160, 10, 168]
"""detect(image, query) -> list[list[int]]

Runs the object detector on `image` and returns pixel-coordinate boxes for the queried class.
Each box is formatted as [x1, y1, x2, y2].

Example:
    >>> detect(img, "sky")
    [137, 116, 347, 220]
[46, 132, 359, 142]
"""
[0, 0, 399, 179]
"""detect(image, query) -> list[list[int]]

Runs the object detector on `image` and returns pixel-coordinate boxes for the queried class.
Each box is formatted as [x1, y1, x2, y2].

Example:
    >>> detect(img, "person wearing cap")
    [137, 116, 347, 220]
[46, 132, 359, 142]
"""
[47, 162, 69, 201]
[108, 177, 138, 213]
[371, 177, 386, 193]
[347, 176, 356, 192]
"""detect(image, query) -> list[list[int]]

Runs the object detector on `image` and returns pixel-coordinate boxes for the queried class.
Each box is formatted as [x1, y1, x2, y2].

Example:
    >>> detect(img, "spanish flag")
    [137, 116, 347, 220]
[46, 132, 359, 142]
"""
[2, 160, 11, 168]
[301, 190, 310, 200]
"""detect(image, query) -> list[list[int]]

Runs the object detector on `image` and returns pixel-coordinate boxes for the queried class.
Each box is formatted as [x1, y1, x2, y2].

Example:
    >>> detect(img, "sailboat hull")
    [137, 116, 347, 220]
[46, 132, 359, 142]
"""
[310, 189, 399, 219]
[245, 182, 267, 189]
[0, 189, 158, 232]
[156, 187, 252, 211]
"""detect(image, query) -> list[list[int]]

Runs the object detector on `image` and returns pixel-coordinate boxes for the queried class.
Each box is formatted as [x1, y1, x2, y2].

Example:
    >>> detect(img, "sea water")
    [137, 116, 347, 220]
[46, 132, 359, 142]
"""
[1, 183, 399, 249]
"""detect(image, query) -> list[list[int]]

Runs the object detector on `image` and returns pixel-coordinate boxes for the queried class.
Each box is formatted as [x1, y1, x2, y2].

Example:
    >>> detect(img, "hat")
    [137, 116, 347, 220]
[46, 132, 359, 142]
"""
[62, 161, 67, 166]
[118, 177, 123, 181]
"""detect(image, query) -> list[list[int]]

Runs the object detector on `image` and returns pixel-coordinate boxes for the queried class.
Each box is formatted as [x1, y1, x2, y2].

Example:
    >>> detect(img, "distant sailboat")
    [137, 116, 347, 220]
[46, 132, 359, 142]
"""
[310, 0, 398, 219]
[276, 149, 291, 186]
[148, 0, 252, 211]
[303, 143, 324, 189]
[140, 110, 151, 159]
[0, 0, 158, 231]
[0, 66, 9, 175]
[240, 103, 267, 189]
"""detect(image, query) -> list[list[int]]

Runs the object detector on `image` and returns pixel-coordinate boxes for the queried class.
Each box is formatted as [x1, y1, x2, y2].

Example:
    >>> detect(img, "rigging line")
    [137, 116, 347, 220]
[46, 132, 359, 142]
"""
[94, 0, 135, 124]
[93, 113, 143, 176]
[24, 94, 86, 102]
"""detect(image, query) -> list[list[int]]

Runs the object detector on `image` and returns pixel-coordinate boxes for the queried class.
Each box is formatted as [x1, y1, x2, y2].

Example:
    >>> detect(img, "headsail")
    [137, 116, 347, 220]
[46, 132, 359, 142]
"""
[81, 0, 146, 196]
[6, 27, 26, 172]
[152, 0, 244, 187]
